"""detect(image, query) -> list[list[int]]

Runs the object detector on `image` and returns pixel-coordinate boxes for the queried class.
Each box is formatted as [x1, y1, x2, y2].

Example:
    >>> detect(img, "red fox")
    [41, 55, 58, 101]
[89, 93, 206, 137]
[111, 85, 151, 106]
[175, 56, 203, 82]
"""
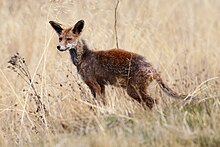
[49, 20, 188, 109]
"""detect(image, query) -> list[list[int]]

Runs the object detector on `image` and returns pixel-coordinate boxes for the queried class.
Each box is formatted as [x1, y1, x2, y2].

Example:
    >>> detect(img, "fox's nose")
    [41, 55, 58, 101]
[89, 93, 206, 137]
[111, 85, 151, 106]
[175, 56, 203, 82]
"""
[57, 45, 60, 50]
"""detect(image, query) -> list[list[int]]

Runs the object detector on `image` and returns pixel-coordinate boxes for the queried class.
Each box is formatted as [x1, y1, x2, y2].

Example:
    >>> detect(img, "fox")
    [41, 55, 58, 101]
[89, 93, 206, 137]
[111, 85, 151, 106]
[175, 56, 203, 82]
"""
[49, 19, 189, 109]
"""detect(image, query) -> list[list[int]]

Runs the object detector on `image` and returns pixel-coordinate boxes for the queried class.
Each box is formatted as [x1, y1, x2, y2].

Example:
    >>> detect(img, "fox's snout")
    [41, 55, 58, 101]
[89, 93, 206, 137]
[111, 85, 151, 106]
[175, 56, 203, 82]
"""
[57, 44, 77, 52]
[57, 45, 62, 51]
[56, 45, 66, 51]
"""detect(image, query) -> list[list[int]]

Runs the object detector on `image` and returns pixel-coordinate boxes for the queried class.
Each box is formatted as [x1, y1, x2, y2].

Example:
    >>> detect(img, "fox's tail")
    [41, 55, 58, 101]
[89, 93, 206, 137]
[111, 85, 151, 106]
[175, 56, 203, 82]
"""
[154, 73, 187, 99]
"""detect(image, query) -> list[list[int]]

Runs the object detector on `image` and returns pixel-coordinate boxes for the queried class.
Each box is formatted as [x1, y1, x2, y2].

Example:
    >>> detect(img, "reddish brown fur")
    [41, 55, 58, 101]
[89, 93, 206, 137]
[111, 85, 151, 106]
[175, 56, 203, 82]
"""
[76, 47, 158, 108]
[49, 20, 188, 110]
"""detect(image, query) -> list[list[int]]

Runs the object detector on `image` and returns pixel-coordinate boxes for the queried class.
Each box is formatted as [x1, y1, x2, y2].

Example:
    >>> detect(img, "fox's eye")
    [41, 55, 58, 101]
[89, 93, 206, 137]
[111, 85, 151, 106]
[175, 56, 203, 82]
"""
[66, 38, 72, 41]
[59, 37, 62, 41]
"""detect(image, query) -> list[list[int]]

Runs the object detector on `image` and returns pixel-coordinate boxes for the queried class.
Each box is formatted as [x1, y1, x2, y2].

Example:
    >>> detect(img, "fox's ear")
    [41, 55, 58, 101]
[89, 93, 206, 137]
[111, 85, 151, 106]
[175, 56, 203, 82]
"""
[72, 20, 84, 35]
[49, 21, 63, 35]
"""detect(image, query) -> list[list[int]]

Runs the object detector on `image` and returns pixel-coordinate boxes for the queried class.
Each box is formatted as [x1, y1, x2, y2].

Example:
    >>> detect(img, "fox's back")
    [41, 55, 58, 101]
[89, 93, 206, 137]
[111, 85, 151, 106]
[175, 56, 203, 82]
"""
[95, 48, 152, 75]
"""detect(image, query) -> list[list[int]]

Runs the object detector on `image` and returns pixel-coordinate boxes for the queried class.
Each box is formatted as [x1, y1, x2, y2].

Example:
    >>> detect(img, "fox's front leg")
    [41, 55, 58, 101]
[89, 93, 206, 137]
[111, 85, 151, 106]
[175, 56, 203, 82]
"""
[86, 81, 101, 98]
[85, 80, 107, 105]
[97, 80, 105, 96]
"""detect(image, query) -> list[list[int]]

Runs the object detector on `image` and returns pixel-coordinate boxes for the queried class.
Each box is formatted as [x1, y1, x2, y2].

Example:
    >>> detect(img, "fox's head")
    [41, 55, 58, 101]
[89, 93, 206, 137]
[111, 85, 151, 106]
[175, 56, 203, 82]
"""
[49, 20, 84, 51]
[49, 20, 85, 65]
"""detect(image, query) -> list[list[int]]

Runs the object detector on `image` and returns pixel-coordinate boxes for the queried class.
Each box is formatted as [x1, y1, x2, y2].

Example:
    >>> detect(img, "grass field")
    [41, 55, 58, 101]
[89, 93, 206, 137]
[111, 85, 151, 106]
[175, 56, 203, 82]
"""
[0, 0, 220, 146]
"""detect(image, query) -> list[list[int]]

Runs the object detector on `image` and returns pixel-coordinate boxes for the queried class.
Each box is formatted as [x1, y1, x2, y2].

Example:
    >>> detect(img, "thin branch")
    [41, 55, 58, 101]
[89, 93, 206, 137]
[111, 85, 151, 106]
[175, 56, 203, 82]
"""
[114, 0, 120, 48]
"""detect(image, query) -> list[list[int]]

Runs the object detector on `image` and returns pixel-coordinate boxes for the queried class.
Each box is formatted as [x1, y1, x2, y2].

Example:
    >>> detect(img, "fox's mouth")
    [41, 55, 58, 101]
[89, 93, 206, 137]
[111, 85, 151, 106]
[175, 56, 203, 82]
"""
[57, 44, 77, 52]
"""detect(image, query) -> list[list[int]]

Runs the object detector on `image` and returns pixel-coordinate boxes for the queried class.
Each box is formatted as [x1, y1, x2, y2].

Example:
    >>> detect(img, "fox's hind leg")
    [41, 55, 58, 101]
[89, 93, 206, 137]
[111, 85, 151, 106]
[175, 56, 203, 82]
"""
[139, 85, 157, 109]
[127, 85, 141, 103]
[127, 83, 157, 109]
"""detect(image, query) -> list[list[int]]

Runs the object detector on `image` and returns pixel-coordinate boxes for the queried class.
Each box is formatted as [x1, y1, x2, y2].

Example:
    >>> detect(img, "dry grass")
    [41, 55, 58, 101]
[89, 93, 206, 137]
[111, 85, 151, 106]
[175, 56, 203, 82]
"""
[0, 0, 220, 146]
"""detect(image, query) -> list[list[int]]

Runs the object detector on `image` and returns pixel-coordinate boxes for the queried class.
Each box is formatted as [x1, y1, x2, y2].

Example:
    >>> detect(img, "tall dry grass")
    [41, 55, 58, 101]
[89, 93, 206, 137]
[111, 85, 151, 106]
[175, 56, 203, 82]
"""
[0, 0, 220, 146]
